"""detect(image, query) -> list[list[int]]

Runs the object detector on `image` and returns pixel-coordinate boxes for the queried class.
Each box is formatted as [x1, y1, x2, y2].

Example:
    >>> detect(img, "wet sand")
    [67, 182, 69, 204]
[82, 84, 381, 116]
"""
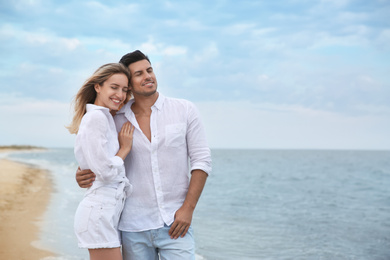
[0, 151, 55, 259]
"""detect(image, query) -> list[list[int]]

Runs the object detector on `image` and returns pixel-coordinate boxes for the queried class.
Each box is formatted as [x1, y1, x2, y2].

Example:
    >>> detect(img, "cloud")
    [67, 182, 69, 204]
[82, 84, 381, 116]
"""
[376, 29, 390, 51]
[223, 23, 258, 36]
[0, 0, 389, 149]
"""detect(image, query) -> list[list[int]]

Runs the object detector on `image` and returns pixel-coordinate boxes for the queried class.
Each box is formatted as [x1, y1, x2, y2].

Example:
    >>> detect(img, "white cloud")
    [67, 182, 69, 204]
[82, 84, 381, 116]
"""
[252, 27, 278, 37]
[318, 0, 350, 9]
[26, 32, 49, 44]
[376, 29, 390, 51]
[80, 36, 132, 53]
[193, 42, 219, 63]
[134, 37, 189, 59]
[79, 1, 139, 16]
[1, 24, 82, 52]
[223, 23, 257, 35]
[162, 46, 187, 56]
[11, 0, 44, 10]
[0, 0, 389, 149]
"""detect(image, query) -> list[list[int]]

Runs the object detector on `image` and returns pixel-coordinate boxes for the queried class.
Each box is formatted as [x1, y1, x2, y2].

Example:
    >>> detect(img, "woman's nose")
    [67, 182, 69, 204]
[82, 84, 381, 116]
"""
[114, 89, 125, 99]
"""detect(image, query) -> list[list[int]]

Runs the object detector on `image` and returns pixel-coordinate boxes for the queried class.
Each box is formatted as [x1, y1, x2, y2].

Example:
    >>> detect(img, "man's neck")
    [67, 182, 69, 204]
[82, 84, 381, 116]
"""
[132, 92, 159, 115]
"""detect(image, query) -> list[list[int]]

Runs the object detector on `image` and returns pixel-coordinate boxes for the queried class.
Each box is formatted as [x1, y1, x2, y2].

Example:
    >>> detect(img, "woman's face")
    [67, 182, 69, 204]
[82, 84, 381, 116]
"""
[94, 73, 129, 111]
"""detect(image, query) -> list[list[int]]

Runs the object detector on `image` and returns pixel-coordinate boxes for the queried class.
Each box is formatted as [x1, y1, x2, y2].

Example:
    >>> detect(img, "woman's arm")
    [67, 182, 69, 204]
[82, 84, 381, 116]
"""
[75, 121, 134, 187]
[76, 112, 133, 183]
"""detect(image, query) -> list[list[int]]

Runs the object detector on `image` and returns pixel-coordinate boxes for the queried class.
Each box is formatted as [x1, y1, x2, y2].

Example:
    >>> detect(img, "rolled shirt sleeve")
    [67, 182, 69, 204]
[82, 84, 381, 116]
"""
[186, 102, 212, 175]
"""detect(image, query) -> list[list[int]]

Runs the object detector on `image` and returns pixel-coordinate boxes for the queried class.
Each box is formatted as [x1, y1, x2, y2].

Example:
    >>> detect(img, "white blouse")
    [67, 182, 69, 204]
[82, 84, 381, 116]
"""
[74, 104, 129, 194]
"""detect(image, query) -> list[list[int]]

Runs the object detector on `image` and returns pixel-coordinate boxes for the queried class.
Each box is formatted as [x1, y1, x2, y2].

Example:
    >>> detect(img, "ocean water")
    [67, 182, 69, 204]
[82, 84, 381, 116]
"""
[2, 148, 390, 260]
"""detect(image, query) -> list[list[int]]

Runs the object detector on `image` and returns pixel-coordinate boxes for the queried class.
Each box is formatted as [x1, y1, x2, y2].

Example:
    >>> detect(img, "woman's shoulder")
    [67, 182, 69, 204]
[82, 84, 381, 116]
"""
[82, 109, 107, 123]
[80, 109, 110, 131]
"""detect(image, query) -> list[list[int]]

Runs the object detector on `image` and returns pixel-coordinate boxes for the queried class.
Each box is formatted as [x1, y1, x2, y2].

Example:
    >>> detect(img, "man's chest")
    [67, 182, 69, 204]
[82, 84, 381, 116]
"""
[134, 114, 151, 142]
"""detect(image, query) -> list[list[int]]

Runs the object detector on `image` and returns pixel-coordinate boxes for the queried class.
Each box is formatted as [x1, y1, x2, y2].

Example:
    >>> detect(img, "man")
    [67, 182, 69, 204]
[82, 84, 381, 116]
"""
[76, 50, 212, 260]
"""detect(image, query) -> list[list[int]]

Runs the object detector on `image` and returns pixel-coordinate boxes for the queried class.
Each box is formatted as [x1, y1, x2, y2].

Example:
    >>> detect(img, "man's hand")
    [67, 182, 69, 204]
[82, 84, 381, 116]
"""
[168, 170, 208, 239]
[75, 167, 95, 188]
[168, 204, 194, 239]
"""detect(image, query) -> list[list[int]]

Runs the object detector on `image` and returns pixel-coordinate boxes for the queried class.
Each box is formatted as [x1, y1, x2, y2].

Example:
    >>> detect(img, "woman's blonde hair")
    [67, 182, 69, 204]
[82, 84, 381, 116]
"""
[67, 63, 131, 134]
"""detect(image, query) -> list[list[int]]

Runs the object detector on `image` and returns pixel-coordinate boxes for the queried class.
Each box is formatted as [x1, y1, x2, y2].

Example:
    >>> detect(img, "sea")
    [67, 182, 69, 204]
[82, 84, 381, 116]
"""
[1, 148, 390, 260]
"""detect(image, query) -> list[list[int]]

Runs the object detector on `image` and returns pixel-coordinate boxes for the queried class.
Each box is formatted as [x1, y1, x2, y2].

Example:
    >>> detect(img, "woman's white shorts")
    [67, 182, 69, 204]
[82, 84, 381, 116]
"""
[74, 185, 126, 249]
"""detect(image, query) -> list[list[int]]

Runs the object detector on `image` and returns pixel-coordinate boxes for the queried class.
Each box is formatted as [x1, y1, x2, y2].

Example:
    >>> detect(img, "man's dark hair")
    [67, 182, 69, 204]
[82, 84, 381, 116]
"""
[119, 50, 151, 67]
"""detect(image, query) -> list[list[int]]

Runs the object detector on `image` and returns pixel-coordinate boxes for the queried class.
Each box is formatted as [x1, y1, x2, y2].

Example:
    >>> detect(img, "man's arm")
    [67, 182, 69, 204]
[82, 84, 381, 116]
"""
[75, 167, 96, 188]
[168, 169, 208, 239]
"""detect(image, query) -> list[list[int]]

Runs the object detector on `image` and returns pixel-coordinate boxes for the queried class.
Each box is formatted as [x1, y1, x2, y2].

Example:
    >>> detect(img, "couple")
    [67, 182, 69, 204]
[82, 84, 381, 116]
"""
[68, 50, 212, 260]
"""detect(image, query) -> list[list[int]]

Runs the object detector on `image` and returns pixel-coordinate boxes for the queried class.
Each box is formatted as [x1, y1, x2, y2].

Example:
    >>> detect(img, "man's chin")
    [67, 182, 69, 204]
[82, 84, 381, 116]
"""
[142, 89, 157, 97]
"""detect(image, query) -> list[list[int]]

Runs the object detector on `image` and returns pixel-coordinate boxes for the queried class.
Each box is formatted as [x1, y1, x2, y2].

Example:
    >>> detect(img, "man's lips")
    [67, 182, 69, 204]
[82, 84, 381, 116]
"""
[143, 81, 154, 87]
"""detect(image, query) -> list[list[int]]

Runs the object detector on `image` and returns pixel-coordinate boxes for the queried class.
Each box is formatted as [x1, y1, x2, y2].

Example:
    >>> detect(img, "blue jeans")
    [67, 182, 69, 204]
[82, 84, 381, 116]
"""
[121, 225, 195, 260]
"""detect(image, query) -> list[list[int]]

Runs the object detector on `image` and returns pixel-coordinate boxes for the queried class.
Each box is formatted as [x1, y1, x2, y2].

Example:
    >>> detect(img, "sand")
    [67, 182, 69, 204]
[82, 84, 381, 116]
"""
[0, 150, 55, 259]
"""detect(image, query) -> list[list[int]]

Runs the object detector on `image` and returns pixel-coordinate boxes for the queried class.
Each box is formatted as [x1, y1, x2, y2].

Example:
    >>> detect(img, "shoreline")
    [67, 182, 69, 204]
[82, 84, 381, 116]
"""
[0, 150, 55, 259]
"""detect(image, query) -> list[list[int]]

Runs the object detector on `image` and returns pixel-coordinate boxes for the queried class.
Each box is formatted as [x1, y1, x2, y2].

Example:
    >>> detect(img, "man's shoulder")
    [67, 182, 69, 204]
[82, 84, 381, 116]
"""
[163, 96, 194, 107]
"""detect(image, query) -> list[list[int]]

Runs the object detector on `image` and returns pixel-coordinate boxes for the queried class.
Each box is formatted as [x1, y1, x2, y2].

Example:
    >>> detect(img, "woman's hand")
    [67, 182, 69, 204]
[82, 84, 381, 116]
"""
[116, 122, 135, 160]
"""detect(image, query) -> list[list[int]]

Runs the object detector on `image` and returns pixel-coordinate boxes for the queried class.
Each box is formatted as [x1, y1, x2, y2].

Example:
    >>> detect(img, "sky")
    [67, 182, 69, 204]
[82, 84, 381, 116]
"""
[0, 0, 389, 150]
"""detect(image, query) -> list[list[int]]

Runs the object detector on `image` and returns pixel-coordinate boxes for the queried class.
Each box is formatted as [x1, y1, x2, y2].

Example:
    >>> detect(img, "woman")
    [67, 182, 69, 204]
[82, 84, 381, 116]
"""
[67, 63, 133, 260]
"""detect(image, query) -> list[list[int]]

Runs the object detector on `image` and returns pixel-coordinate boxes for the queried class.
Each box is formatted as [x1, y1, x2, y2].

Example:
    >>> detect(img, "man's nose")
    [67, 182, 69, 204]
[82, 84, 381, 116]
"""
[145, 72, 152, 79]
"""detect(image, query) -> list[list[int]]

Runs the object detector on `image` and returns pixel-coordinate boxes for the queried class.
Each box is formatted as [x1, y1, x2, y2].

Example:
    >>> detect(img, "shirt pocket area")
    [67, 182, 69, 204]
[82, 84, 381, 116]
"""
[165, 123, 186, 147]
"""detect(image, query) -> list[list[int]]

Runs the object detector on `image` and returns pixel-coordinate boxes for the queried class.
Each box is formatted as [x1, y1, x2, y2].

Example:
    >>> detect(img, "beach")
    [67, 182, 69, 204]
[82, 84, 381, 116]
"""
[0, 149, 54, 259]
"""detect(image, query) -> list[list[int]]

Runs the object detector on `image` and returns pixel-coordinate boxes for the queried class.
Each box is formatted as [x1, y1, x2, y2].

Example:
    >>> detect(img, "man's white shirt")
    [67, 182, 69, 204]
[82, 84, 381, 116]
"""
[115, 94, 212, 232]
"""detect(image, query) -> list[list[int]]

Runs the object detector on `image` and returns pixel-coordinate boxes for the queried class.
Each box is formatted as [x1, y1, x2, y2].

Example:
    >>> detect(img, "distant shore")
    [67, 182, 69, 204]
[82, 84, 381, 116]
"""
[0, 147, 55, 259]
[0, 145, 47, 151]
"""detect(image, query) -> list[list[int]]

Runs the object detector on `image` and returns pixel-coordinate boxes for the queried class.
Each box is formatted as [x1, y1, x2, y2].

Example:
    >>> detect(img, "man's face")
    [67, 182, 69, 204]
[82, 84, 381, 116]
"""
[128, 59, 157, 97]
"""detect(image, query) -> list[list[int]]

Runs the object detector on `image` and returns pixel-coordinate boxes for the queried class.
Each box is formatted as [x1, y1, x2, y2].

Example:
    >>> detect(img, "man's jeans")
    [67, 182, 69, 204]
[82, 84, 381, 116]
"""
[121, 225, 195, 260]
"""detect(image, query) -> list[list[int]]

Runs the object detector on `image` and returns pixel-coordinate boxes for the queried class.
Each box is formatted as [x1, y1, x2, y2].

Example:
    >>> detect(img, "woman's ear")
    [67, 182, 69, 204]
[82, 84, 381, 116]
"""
[94, 83, 101, 94]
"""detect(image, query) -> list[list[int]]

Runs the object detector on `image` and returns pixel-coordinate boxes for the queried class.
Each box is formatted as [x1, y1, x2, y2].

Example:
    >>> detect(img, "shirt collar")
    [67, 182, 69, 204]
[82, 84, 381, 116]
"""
[153, 93, 165, 111]
[86, 103, 110, 113]
[117, 92, 165, 116]
[117, 99, 134, 115]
